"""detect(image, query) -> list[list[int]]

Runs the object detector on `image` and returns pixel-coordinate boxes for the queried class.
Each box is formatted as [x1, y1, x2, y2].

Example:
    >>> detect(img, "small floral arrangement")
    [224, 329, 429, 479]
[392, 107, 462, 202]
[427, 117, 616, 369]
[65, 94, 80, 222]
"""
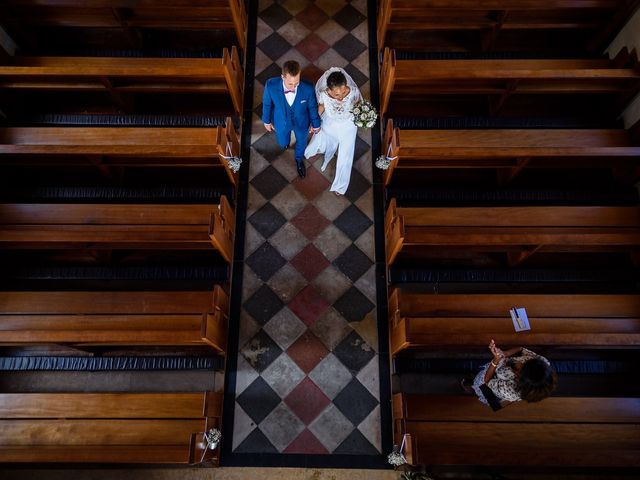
[224, 156, 242, 173]
[351, 99, 378, 129]
[375, 154, 392, 170]
[388, 450, 407, 467]
[204, 428, 221, 450]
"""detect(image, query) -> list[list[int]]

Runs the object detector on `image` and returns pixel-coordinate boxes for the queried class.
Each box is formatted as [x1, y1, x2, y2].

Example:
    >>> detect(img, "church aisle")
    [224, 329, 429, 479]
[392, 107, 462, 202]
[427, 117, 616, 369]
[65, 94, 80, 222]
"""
[229, 0, 384, 460]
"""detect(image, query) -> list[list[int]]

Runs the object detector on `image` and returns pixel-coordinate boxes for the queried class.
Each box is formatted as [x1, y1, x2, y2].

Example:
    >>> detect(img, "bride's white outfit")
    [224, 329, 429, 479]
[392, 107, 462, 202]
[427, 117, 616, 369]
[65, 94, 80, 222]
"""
[304, 67, 362, 195]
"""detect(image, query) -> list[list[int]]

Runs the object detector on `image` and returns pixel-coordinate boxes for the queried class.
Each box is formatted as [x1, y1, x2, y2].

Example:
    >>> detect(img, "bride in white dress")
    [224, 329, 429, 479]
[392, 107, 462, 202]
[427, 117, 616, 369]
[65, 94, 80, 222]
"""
[304, 67, 362, 195]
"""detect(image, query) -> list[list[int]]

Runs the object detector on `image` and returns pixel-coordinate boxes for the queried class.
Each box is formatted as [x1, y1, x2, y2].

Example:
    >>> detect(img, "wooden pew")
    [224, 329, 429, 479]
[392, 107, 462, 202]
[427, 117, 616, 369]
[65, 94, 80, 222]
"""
[0, 119, 241, 185]
[379, 48, 640, 117]
[389, 290, 640, 355]
[0, 0, 248, 51]
[384, 199, 640, 265]
[377, 0, 639, 51]
[0, 197, 235, 262]
[381, 119, 640, 185]
[0, 49, 244, 115]
[0, 286, 229, 353]
[393, 393, 640, 467]
[0, 392, 223, 464]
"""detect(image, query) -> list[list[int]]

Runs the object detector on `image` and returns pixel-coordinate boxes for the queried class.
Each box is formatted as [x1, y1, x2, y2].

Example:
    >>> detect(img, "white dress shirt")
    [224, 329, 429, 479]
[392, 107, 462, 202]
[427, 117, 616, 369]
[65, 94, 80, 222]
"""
[283, 80, 296, 106]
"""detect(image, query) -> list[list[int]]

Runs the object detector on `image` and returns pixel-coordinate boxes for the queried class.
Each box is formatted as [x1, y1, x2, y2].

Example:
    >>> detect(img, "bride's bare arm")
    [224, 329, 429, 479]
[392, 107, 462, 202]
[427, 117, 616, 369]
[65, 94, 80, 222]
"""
[318, 104, 324, 116]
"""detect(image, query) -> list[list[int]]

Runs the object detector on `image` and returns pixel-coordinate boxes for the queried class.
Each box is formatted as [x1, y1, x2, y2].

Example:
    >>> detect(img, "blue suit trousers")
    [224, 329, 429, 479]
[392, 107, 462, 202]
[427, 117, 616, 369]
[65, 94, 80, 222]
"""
[275, 126, 308, 165]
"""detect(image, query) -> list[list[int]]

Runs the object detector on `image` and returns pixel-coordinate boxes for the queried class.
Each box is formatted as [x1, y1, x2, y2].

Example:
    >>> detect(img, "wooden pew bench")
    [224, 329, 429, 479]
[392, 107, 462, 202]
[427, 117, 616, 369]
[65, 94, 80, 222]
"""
[377, 0, 636, 50]
[389, 290, 640, 355]
[393, 393, 640, 467]
[381, 119, 640, 185]
[384, 199, 640, 266]
[0, 196, 235, 262]
[0, 391, 223, 464]
[0, 119, 240, 184]
[0, 0, 247, 52]
[379, 48, 640, 117]
[0, 49, 244, 115]
[0, 287, 229, 352]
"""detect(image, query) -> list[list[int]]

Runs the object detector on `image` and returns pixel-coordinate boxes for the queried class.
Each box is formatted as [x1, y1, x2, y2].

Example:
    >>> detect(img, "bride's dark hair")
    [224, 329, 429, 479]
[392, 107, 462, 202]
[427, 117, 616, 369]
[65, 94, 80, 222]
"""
[327, 71, 347, 90]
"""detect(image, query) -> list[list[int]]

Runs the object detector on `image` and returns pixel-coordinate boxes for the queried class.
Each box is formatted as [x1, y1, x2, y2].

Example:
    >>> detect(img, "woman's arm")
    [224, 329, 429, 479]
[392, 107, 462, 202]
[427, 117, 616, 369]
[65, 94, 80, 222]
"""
[483, 356, 502, 383]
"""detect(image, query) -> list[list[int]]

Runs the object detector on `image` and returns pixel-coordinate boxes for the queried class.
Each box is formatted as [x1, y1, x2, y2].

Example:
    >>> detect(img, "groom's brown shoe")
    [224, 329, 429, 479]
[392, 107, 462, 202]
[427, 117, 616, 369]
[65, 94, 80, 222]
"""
[296, 161, 306, 179]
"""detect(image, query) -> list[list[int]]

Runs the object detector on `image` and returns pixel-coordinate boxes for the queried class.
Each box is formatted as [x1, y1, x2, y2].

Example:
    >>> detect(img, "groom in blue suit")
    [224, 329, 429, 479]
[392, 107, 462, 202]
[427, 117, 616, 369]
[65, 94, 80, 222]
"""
[262, 60, 321, 178]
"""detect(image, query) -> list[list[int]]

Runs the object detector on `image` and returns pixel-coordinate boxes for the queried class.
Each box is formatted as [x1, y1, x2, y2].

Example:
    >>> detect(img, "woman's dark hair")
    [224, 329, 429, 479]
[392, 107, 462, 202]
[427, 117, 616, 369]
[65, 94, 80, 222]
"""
[517, 358, 557, 403]
[327, 71, 347, 90]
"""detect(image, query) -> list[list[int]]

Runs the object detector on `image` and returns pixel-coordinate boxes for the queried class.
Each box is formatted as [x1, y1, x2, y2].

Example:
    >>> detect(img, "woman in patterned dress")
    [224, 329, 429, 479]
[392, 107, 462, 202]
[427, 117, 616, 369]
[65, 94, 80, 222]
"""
[304, 67, 362, 196]
[465, 339, 557, 408]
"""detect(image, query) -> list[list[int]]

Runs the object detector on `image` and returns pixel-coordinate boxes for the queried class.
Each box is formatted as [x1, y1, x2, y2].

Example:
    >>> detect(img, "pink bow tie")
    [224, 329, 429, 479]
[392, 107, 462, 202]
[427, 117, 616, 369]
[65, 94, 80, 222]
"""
[284, 89, 295, 94]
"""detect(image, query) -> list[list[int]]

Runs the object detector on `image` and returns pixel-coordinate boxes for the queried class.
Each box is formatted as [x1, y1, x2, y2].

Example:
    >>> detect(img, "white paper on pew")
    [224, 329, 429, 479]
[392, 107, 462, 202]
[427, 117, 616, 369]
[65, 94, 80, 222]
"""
[509, 307, 531, 332]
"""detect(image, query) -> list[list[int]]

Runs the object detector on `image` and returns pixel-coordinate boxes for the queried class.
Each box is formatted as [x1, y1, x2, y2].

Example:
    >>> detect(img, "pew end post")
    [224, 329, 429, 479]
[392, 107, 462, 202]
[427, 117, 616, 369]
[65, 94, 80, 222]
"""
[385, 198, 405, 266]
[218, 117, 240, 186]
[383, 118, 400, 186]
[222, 46, 244, 116]
[208, 195, 235, 263]
[379, 48, 396, 119]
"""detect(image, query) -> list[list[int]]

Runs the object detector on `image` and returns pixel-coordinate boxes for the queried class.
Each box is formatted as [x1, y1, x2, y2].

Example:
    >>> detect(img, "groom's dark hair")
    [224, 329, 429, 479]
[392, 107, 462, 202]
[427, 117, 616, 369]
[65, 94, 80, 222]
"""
[282, 60, 300, 77]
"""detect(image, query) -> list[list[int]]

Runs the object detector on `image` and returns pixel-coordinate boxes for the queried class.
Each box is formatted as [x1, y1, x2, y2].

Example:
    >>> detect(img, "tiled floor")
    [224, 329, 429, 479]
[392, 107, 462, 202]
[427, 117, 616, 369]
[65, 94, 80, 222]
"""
[232, 0, 381, 456]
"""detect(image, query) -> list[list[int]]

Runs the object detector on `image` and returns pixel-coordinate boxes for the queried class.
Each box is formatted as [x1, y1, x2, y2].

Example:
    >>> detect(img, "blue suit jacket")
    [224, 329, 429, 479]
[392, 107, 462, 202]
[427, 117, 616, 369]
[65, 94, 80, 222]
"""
[261, 77, 321, 132]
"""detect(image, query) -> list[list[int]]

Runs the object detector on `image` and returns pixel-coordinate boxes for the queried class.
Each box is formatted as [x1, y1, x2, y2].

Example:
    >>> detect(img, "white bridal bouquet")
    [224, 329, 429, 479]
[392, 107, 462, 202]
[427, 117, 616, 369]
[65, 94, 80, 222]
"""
[351, 99, 378, 128]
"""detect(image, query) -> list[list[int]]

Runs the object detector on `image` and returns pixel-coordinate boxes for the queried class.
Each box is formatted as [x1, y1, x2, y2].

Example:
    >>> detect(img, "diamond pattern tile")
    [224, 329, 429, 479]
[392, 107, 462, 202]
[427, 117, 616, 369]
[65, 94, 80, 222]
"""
[266, 263, 306, 303]
[243, 284, 284, 325]
[290, 243, 330, 281]
[295, 33, 330, 62]
[296, 4, 329, 30]
[310, 265, 352, 304]
[277, 19, 311, 46]
[344, 63, 368, 88]
[261, 353, 305, 398]
[309, 404, 353, 453]
[343, 169, 370, 203]
[235, 428, 278, 453]
[250, 165, 289, 200]
[312, 224, 351, 261]
[269, 222, 308, 260]
[252, 130, 287, 163]
[255, 62, 283, 86]
[287, 330, 329, 373]
[235, 0, 382, 456]
[333, 329, 375, 373]
[284, 429, 329, 454]
[334, 429, 379, 455]
[333, 204, 372, 241]
[237, 376, 282, 424]
[258, 32, 293, 61]
[333, 377, 378, 426]
[248, 203, 287, 239]
[260, 3, 293, 30]
[259, 402, 305, 452]
[332, 4, 367, 31]
[288, 285, 330, 327]
[263, 307, 307, 351]
[270, 184, 307, 220]
[241, 329, 283, 373]
[333, 286, 375, 322]
[310, 308, 353, 351]
[316, 0, 347, 16]
[332, 33, 367, 62]
[309, 353, 353, 399]
[290, 204, 331, 241]
[292, 165, 331, 200]
[284, 377, 331, 424]
[333, 244, 373, 282]
[246, 242, 286, 282]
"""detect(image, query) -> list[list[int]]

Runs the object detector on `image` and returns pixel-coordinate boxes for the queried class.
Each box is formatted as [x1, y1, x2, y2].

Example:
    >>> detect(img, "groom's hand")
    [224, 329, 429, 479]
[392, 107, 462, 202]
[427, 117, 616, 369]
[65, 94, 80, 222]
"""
[264, 123, 274, 132]
[310, 126, 320, 134]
